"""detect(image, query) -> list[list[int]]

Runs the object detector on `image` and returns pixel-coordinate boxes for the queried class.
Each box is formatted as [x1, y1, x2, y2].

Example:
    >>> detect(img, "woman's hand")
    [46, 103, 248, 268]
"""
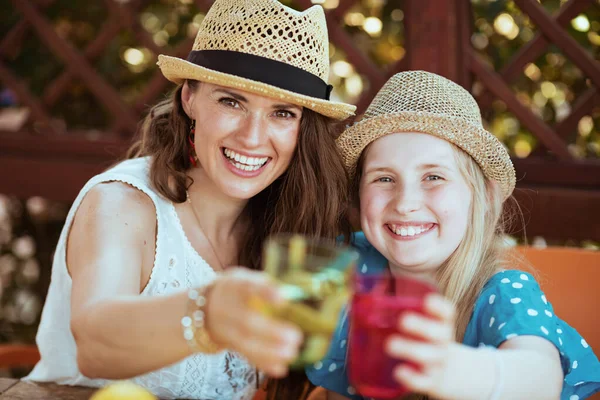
[205, 268, 303, 377]
[385, 293, 458, 399]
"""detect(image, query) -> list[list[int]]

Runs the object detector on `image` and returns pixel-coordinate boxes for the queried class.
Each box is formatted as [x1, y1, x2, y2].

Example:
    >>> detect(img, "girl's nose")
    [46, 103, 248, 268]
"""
[393, 184, 422, 214]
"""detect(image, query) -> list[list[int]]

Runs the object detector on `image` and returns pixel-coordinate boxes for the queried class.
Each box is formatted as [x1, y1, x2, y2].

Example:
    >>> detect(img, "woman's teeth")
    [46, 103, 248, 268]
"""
[223, 148, 269, 171]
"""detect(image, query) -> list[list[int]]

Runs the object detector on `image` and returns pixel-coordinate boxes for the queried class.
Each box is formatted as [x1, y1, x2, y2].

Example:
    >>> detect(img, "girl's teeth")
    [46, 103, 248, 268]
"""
[392, 225, 428, 237]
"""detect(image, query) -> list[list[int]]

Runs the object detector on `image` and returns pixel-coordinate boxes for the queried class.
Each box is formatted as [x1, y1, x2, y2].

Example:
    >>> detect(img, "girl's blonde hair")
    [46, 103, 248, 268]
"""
[436, 145, 521, 340]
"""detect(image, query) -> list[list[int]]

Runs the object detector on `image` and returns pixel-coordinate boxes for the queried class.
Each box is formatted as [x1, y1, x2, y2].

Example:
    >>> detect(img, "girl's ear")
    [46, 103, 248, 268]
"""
[485, 179, 502, 211]
[180, 81, 195, 119]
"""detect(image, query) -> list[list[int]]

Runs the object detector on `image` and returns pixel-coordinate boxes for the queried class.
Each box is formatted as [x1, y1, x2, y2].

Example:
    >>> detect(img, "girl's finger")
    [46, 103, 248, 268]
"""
[385, 336, 446, 366]
[423, 294, 456, 323]
[394, 364, 433, 394]
[399, 312, 454, 343]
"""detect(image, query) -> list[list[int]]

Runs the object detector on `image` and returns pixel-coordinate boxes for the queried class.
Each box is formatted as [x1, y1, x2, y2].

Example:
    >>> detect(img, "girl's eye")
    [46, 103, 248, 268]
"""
[219, 98, 240, 108]
[425, 175, 443, 181]
[275, 110, 296, 119]
[376, 177, 393, 183]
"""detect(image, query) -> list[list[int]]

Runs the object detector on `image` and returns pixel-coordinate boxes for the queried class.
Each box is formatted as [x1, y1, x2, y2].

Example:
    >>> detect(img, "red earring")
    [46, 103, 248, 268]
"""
[189, 120, 198, 167]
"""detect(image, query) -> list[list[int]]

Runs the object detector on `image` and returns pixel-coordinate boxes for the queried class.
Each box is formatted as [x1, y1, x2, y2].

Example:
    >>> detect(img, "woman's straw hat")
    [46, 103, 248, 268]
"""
[157, 0, 356, 120]
[337, 71, 516, 199]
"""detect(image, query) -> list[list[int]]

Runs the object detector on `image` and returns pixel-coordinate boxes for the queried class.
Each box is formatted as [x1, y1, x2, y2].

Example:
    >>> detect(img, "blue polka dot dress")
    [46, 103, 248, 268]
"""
[306, 233, 600, 400]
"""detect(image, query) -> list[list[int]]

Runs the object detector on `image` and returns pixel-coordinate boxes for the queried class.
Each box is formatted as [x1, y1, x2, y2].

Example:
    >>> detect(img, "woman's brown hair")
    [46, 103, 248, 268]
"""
[128, 80, 352, 399]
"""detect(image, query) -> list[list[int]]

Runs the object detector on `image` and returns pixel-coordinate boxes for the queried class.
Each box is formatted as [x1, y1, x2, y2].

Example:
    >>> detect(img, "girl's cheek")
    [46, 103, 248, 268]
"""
[360, 188, 381, 217]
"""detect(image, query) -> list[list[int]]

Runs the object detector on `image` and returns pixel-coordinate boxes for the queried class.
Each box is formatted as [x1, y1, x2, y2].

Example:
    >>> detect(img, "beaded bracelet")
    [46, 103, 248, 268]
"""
[181, 285, 222, 354]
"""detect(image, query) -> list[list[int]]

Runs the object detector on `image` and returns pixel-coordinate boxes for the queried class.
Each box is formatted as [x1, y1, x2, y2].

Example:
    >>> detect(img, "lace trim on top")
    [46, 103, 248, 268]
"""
[169, 201, 260, 399]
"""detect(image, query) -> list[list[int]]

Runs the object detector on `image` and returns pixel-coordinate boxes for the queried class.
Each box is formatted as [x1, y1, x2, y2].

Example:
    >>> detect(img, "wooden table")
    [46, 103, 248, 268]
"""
[0, 378, 270, 399]
[0, 378, 96, 399]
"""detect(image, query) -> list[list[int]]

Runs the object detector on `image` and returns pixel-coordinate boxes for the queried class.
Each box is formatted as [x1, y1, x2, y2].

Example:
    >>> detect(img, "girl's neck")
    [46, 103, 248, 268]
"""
[186, 167, 248, 241]
[388, 262, 439, 285]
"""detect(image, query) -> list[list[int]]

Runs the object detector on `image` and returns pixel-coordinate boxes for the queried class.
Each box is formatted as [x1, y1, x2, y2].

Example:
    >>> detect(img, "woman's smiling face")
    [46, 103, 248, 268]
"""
[182, 82, 302, 200]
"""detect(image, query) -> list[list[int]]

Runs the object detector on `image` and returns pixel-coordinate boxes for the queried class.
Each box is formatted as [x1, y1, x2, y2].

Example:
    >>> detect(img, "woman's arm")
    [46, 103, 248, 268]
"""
[69, 183, 301, 379]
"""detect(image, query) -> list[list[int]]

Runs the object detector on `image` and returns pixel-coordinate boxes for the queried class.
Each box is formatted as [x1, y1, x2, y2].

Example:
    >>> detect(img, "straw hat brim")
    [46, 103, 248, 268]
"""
[157, 55, 356, 121]
[337, 112, 516, 199]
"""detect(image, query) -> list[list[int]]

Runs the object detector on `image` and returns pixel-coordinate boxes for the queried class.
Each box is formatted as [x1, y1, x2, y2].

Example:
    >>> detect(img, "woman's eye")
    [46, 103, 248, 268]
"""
[219, 98, 239, 108]
[275, 110, 296, 119]
[425, 175, 443, 181]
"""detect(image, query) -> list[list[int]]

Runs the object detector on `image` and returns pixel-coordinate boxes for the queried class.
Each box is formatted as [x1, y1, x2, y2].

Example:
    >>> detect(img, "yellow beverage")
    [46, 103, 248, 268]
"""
[256, 234, 357, 367]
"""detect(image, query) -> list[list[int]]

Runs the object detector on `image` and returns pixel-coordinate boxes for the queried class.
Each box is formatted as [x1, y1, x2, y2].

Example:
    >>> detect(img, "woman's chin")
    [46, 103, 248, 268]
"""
[218, 180, 269, 200]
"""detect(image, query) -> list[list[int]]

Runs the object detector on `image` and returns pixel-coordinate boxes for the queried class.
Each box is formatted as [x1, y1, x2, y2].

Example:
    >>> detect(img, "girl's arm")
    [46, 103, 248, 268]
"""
[420, 337, 562, 400]
[69, 183, 301, 379]
[387, 295, 563, 400]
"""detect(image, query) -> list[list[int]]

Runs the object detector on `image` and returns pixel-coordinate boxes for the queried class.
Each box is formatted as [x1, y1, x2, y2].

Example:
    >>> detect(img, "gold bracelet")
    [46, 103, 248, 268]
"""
[181, 284, 222, 354]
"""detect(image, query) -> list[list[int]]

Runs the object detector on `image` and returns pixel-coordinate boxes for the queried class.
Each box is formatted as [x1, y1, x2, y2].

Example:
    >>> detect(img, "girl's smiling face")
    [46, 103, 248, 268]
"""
[359, 132, 472, 278]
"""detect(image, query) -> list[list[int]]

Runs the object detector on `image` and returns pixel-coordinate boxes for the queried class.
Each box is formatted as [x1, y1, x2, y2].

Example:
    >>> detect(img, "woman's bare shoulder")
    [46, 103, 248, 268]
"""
[78, 181, 156, 224]
[68, 181, 158, 255]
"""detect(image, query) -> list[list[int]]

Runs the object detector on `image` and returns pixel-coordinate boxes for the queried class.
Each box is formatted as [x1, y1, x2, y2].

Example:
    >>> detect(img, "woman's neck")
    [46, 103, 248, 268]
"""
[186, 167, 248, 242]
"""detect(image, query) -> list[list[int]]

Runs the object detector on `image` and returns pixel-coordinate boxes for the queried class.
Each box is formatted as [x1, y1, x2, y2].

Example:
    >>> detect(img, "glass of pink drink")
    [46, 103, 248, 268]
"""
[348, 274, 437, 399]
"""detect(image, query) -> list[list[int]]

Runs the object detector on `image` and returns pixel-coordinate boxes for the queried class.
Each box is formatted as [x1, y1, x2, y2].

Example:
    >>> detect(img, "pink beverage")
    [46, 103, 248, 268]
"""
[348, 274, 437, 399]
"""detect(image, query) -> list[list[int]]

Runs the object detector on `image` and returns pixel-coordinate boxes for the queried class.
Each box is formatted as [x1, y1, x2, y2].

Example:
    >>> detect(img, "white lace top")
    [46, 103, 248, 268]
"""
[25, 157, 261, 399]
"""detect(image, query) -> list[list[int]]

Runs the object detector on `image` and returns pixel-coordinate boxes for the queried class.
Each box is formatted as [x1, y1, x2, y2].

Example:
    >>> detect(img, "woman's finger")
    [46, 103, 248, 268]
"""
[232, 334, 299, 377]
[238, 310, 303, 349]
[399, 312, 454, 343]
[227, 269, 287, 305]
[385, 336, 446, 366]
[423, 294, 456, 323]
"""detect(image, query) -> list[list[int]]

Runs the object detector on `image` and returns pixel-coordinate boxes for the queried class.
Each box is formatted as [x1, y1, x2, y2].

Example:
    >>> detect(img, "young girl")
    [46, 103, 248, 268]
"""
[306, 71, 600, 400]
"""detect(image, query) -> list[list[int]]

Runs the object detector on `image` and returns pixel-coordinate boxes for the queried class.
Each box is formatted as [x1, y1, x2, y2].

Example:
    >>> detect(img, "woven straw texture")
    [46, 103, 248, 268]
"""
[157, 0, 356, 120]
[337, 71, 516, 199]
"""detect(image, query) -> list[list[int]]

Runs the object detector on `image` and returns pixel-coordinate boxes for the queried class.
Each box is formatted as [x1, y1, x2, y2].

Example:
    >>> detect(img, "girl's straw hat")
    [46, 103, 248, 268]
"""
[337, 71, 516, 199]
[157, 0, 356, 120]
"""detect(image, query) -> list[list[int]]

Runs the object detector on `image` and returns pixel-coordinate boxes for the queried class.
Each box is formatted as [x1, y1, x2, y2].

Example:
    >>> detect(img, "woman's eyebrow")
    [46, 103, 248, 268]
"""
[212, 88, 248, 102]
[272, 103, 302, 112]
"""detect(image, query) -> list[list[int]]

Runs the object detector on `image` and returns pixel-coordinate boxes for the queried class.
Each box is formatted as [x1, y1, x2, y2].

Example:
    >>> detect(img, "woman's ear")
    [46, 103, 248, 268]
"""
[181, 81, 195, 119]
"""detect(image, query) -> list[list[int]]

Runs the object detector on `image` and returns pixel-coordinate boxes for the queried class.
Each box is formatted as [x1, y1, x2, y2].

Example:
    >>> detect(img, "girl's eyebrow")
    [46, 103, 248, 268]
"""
[418, 163, 453, 171]
[363, 166, 396, 174]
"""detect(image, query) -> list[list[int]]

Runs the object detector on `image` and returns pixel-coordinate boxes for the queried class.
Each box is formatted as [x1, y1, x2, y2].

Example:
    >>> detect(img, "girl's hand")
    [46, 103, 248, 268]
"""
[385, 293, 458, 399]
[205, 268, 303, 377]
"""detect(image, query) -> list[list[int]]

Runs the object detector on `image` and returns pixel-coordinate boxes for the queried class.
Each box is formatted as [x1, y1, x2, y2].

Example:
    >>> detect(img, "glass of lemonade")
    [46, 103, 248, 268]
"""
[254, 234, 359, 367]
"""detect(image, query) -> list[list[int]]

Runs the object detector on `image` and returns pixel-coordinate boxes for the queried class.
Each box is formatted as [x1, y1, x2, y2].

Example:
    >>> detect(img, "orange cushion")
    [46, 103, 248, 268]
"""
[516, 246, 600, 354]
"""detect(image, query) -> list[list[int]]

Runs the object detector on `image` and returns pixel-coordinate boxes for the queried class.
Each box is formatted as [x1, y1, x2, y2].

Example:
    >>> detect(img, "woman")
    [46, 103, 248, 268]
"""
[25, 0, 356, 399]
